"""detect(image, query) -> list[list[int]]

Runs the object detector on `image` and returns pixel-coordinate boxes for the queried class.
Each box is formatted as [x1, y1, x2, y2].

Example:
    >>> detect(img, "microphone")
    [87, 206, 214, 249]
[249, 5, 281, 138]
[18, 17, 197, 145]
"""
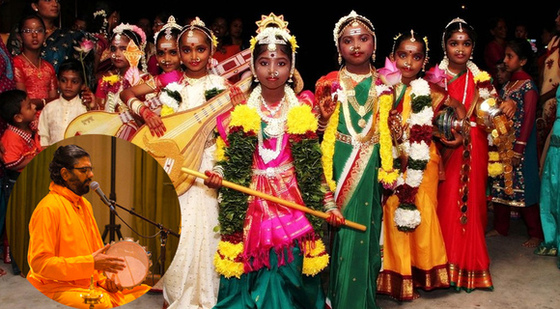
[90, 181, 113, 207]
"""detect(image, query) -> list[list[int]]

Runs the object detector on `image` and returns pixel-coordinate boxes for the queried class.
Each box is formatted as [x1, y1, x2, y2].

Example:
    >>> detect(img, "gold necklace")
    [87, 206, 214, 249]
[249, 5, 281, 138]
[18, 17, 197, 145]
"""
[503, 80, 521, 99]
[341, 69, 377, 128]
[20, 52, 42, 78]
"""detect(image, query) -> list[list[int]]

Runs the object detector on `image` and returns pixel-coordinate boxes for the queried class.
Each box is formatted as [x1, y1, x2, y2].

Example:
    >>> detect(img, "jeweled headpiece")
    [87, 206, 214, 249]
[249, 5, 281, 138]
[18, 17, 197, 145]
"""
[178, 17, 218, 54]
[154, 15, 182, 43]
[250, 13, 298, 80]
[333, 10, 376, 52]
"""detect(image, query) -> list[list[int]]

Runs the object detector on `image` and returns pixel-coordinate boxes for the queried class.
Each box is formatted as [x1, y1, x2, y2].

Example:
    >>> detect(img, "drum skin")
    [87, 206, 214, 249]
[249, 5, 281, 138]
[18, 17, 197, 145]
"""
[104, 238, 151, 288]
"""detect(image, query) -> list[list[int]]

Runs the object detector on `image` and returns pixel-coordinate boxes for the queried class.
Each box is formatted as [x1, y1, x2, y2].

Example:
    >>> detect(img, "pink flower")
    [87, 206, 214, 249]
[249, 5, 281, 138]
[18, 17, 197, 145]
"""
[74, 38, 94, 55]
[74, 38, 95, 87]
[424, 64, 446, 88]
[378, 57, 401, 86]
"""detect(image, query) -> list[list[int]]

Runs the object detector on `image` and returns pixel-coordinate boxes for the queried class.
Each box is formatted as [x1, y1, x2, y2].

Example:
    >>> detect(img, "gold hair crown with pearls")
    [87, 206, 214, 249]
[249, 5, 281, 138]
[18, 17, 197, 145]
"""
[179, 17, 218, 52]
[333, 10, 375, 51]
[250, 13, 297, 53]
[154, 15, 182, 42]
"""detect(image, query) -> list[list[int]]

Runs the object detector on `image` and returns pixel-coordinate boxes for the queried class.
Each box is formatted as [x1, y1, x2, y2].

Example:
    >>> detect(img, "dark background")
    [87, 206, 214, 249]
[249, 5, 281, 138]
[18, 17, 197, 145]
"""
[1, 1, 558, 91]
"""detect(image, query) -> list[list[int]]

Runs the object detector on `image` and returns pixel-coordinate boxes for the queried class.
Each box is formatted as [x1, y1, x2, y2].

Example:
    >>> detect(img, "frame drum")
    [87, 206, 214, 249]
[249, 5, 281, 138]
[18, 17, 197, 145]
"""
[104, 238, 151, 288]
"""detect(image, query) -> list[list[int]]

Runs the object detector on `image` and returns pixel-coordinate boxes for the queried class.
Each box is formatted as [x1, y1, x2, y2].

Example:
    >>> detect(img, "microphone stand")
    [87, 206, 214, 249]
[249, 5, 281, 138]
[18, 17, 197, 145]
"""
[107, 199, 179, 277]
[102, 138, 121, 243]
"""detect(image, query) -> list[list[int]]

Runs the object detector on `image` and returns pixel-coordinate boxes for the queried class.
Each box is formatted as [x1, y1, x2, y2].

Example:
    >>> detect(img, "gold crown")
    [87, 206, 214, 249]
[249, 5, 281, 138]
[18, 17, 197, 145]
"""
[255, 13, 289, 33]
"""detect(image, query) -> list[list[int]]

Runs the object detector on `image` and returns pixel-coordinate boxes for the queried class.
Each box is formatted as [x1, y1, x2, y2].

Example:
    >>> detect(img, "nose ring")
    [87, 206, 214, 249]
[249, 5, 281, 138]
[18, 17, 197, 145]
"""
[270, 71, 279, 77]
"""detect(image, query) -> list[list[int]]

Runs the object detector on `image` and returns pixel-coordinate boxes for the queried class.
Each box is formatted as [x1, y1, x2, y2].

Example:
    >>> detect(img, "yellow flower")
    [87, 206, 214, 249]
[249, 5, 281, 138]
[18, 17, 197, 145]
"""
[229, 105, 260, 133]
[488, 151, 500, 162]
[249, 37, 257, 51]
[160, 105, 175, 117]
[488, 162, 504, 177]
[377, 93, 399, 187]
[215, 136, 226, 161]
[378, 168, 400, 185]
[102, 74, 120, 85]
[321, 103, 340, 192]
[487, 98, 497, 107]
[287, 105, 317, 134]
[217, 239, 243, 257]
[474, 71, 491, 83]
[302, 239, 329, 276]
[289, 35, 298, 52]
[213, 240, 244, 279]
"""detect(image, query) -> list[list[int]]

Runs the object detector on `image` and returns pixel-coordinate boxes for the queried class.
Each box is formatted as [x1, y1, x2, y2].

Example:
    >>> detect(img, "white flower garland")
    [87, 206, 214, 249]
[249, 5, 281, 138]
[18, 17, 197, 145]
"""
[247, 84, 300, 163]
[392, 78, 433, 232]
[160, 82, 184, 113]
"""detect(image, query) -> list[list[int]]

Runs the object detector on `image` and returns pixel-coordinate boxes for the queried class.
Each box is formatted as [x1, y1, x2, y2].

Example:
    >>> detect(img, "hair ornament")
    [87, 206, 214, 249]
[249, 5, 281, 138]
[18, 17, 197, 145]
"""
[445, 17, 469, 29]
[113, 23, 147, 46]
[333, 10, 375, 51]
[410, 29, 416, 42]
[179, 17, 218, 53]
[250, 13, 297, 52]
[93, 9, 106, 18]
[154, 15, 182, 42]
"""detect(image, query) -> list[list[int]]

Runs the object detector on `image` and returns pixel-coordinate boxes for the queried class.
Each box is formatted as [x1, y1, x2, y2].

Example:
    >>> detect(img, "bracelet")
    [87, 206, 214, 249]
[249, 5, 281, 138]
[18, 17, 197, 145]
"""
[127, 98, 143, 115]
[212, 165, 224, 178]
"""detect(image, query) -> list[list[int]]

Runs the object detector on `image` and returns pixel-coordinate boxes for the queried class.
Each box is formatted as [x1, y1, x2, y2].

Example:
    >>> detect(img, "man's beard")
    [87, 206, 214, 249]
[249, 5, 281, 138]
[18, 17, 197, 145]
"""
[66, 176, 90, 196]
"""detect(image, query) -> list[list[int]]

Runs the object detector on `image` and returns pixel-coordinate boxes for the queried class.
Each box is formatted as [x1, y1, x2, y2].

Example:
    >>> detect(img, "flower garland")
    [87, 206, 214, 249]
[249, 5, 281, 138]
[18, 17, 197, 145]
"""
[213, 92, 329, 278]
[391, 78, 433, 232]
[321, 101, 340, 192]
[377, 85, 399, 189]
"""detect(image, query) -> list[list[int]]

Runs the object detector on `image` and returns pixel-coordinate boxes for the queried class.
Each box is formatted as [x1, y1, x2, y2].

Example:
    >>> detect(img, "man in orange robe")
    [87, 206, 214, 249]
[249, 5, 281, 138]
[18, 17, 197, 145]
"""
[26, 144, 150, 308]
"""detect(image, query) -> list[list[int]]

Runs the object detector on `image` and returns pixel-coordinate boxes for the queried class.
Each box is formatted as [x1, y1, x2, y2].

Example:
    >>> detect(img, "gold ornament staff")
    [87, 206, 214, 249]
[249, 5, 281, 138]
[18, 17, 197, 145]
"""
[182, 167, 367, 232]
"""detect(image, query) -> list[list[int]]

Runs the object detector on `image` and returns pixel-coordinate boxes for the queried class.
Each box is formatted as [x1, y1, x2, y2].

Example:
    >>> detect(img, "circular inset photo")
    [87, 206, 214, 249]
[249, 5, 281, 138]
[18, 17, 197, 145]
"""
[3, 134, 180, 308]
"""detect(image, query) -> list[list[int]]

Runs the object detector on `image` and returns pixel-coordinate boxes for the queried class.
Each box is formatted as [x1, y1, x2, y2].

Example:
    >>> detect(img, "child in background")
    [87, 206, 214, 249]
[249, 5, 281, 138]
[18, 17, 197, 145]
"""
[0, 89, 42, 276]
[0, 89, 42, 185]
[120, 15, 183, 123]
[488, 38, 544, 248]
[94, 22, 149, 140]
[13, 14, 57, 111]
[376, 30, 450, 301]
[495, 60, 511, 90]
[38, 59, 95, 146]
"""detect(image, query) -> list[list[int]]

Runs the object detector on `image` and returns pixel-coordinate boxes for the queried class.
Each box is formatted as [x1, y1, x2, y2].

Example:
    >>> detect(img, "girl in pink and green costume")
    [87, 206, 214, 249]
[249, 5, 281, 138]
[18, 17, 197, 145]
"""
[204, 13, 333, 309]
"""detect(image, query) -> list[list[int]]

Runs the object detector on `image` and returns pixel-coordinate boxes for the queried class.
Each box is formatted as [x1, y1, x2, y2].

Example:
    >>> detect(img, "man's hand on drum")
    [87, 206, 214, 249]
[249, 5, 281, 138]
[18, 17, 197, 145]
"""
[104, 277, 124, 293]
[93, 244, 126, 274]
